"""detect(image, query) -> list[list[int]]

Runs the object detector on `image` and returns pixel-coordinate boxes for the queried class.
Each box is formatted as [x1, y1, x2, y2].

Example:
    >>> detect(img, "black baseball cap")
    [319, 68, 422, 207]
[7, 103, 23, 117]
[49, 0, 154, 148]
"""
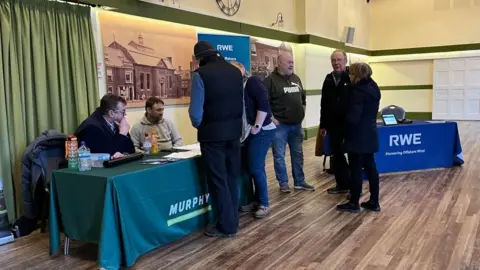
[194, 41, 215, 59]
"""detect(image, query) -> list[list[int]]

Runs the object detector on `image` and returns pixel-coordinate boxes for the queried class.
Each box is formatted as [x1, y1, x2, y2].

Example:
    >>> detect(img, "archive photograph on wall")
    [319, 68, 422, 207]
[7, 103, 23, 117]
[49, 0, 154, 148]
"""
[99, 11, 198, 107]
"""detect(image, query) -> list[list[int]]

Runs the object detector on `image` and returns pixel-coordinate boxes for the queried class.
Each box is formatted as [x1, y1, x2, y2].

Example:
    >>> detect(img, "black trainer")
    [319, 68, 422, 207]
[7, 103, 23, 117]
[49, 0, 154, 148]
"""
[360, 200, 381, 212]
[336, 202, 361, 213]
[204, 226, 236, 238]
[327, 186, 349, 194]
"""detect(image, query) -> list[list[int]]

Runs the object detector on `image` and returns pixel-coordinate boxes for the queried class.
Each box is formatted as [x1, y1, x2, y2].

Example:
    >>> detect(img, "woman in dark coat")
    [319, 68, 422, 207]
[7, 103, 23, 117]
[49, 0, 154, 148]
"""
[336, 62, 382, 213]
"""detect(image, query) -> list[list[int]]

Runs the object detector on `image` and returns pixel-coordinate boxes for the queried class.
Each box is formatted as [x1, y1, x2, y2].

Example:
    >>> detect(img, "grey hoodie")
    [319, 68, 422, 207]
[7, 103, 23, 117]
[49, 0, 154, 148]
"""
[130, 114, 183, 151]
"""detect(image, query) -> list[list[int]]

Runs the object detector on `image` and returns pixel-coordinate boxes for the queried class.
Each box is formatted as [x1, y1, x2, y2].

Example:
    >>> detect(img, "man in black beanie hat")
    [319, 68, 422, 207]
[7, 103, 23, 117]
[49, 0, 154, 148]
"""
[189, 41, 244, 237]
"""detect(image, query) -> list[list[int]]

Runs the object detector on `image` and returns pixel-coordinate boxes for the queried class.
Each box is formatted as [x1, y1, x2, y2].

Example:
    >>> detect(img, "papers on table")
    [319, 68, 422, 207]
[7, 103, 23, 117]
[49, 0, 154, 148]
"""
[169, 143, 201, 159]
[426, 120, 446, 124]
[165, 151, 200, 159]
[174, 143, 200, 151]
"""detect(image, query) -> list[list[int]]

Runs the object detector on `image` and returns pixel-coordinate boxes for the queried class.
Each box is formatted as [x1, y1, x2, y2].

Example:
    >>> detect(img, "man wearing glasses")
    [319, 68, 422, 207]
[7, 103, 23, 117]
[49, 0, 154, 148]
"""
[319, 50, 352, 195]
[75, 94, 135, 158]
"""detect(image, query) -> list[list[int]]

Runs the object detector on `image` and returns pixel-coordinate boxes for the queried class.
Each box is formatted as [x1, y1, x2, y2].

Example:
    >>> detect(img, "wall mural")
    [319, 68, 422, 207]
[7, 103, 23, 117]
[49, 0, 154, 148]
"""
[250, 37, 294, 80]
[99, 11, 197, 107]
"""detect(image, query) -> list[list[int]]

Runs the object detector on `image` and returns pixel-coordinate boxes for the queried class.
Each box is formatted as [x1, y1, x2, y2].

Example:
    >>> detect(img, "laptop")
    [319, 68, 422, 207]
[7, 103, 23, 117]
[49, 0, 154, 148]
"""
[381, 114, 398, 126]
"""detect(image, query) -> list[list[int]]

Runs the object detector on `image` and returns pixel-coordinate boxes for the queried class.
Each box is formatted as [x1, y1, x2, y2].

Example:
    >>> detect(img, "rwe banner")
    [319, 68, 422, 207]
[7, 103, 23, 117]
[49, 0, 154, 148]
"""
[197, 33, 251, 72]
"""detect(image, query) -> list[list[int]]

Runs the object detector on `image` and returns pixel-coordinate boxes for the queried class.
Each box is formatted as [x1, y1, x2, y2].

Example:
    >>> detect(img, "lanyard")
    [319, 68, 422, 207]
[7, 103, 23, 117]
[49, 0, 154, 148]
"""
[332, 73, 340, 87]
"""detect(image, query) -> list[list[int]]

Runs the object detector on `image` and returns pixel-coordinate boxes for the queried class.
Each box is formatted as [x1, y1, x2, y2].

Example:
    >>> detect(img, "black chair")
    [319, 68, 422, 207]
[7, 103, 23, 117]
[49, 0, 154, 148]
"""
[380, 105, 406, 121]
[37, 147, 67, 232]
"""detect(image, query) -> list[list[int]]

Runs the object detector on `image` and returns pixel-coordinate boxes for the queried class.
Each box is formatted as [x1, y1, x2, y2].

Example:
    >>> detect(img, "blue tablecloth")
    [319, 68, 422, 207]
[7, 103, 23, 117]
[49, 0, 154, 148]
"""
[324, 121, 464, 174]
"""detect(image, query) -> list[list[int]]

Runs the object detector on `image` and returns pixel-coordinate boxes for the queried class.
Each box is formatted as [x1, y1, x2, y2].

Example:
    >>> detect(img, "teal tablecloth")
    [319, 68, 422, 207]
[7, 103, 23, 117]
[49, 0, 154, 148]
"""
[49, 156, 254, 269]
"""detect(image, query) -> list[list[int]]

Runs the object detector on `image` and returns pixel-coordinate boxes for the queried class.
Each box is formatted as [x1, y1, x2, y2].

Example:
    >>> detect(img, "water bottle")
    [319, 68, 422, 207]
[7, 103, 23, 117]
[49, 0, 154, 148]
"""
[68, 136, 79, 169]
[78, 141, 92, 172]
[143, 133, 152, 155]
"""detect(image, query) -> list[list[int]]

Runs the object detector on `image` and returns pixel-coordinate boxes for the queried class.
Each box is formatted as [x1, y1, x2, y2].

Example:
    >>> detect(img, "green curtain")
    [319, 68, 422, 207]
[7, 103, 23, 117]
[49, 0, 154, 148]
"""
[0, 0, 99, 222]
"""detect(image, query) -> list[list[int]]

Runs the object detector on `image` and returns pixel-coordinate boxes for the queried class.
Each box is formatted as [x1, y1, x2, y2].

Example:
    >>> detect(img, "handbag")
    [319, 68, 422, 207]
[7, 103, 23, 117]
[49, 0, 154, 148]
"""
[315, 127, 325, 156]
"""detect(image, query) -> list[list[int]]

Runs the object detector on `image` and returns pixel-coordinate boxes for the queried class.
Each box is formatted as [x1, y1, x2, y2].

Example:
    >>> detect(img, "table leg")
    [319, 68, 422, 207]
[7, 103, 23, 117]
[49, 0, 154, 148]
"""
[64, 236, 70, 256]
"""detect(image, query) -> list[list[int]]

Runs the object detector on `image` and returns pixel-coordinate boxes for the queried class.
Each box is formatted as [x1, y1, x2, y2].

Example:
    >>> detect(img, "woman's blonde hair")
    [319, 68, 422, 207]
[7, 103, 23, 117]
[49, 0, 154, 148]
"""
[349, 62, 373, 84]
[230, 61, 249, 76]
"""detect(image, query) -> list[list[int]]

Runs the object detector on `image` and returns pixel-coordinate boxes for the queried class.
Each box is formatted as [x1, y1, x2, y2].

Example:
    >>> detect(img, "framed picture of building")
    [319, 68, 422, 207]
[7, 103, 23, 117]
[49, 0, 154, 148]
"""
[99, 11, 197, 107]
[250, 37, 294, 80]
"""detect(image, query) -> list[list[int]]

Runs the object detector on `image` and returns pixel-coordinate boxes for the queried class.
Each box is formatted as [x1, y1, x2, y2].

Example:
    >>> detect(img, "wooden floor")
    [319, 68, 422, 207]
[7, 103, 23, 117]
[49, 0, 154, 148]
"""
[1, 122, 479, 270]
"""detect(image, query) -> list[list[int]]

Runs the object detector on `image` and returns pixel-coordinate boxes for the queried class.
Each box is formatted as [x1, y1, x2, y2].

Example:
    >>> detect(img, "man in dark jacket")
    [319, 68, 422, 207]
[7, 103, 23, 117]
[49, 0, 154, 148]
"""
[75, 94, 135, 158]
[265, 53, 315, 193]
[188, 41, 243, 237]
[337, 62, 381, 213]
[319, 49, 352, 194]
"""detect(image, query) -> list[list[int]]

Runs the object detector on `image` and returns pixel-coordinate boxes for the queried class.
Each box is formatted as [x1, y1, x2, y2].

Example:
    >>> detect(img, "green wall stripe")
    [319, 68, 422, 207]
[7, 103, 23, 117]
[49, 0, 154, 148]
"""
[371, 43, 480, 56]
[84, 0, 367, 54]
[303, 112, 432, 140]
[84, 0, 480, 57]
[299, 35, 343, 51]
[299, 35, 371, 55]
[304, 126, 319, 140]
[305, 89, 322, 96]
[379, 85, 433, 91]
[305, 85, 433, 95]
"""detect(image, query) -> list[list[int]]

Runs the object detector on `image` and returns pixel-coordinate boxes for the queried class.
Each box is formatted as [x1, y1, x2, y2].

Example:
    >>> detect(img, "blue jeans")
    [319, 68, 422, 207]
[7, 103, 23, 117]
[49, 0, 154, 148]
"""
[245, 129, 275, 207]
[272, 123, 305, 186]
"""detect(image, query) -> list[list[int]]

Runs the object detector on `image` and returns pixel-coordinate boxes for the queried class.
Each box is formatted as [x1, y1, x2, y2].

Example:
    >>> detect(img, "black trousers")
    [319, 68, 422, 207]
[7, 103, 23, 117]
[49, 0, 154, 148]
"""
[329, 131, 351, 190]
[348, 153, 379, 205]
[200, 139, 240, 234]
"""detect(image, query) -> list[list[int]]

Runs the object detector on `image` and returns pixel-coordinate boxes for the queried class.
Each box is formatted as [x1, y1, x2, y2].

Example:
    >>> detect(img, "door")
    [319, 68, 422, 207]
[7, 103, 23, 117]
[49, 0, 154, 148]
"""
[129, 86, 134, 101]
[433, 58, 480, 120]
[465, 58, 480, 120]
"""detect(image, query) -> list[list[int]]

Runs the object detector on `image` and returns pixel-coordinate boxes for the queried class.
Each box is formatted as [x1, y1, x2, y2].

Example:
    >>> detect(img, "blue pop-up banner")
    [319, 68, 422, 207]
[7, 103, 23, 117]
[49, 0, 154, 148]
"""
[197, 33, 251, 72]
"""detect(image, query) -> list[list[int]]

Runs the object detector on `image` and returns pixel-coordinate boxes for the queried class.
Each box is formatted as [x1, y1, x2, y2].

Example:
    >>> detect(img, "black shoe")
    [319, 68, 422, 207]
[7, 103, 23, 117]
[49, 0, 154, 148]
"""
[360, 200, 381, 212]
[326, 169, 335, 175]
[204, 226, 236, 238]
[327, 186, 349, 194]
[346, 192, 364, 200]
[336, 202, 361, 213]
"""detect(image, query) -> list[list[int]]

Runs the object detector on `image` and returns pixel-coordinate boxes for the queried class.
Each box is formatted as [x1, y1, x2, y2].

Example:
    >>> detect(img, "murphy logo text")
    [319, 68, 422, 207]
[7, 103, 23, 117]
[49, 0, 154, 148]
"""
[169, 193, 210, 217]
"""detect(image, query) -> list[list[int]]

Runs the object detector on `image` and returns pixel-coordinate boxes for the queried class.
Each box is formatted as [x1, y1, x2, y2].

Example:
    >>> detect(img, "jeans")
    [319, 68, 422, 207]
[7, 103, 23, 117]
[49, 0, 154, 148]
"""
[245, 129, 275, 207]
[272, 123, 305, 186]
[200, 139, 241, 234]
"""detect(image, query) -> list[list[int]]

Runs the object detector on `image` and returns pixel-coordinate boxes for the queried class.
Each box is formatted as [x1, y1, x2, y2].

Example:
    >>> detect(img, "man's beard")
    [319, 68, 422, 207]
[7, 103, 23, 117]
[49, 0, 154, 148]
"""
[150, 115, 162, 123]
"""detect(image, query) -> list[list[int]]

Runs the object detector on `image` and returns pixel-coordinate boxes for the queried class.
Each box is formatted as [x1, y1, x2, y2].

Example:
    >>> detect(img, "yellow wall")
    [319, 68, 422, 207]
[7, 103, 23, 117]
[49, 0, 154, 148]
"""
[370, 60, 433, 86]
[370, 60, 433, 113]
[170, 0, 370, 49]
[378, 90, 433, 113]
[167, 0, 299, 33]
[370, 0, 480, 50]
[304, 0, 370, 49]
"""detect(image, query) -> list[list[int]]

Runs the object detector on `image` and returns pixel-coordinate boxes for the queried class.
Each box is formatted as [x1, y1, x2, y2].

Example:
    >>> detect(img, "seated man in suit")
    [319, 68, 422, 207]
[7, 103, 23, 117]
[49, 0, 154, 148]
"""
[130, 97, 183, 151]
[75, 94, 135, 158]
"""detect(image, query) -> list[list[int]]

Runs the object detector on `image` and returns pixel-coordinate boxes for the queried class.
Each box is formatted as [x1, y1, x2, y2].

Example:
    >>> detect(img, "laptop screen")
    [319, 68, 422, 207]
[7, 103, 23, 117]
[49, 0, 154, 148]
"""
[382, 114, 398, 126]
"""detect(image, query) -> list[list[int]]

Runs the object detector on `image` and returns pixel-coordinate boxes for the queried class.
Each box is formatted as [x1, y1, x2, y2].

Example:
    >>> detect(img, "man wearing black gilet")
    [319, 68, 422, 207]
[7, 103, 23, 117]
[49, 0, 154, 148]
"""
[188, 41, 243, 237]
[319, 49, 352, 194]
